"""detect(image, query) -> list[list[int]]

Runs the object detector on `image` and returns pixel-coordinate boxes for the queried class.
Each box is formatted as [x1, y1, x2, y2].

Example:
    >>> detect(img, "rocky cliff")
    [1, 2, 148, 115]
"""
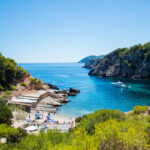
[86, 42, 150, 79]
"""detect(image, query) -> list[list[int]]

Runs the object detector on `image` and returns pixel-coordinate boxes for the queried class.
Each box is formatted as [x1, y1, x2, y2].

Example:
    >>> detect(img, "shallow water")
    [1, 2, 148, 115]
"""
[20, 63, 150, 119]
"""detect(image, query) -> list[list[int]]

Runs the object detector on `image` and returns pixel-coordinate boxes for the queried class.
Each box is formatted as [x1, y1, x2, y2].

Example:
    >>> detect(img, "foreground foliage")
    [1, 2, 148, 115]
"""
[133, 105, 148, 114]
[1, 109, 150, 150]
[0, 101, 13, 125]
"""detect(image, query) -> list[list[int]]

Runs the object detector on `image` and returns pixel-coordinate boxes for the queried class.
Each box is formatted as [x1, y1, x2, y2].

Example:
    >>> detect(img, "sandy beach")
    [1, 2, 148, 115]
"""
[12, 109, 75, 134]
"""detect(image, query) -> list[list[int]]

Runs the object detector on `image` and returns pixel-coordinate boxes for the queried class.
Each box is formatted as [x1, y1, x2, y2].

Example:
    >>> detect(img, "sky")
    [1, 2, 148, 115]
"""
[0, 0, 150, 63]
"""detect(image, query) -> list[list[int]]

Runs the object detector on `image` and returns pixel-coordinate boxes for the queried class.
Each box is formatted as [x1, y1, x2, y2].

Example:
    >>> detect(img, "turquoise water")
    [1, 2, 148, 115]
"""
[20, 63, 150, 119]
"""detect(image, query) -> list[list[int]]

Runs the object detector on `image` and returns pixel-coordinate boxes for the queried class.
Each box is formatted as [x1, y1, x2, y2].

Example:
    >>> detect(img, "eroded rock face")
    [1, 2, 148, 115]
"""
[86, 42, 150, 79]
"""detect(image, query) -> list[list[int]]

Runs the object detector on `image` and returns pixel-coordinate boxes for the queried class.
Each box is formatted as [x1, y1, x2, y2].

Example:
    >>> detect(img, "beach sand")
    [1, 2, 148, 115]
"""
[12, 110, 75, 129]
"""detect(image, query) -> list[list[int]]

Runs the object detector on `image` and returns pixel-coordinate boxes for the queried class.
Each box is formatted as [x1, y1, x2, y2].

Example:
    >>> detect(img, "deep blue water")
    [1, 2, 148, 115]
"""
[20, 63, 150, 119]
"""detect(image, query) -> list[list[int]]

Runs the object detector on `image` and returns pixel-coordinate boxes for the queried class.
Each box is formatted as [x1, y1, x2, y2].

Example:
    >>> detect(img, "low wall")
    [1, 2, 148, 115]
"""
[37, 91, 51, 103]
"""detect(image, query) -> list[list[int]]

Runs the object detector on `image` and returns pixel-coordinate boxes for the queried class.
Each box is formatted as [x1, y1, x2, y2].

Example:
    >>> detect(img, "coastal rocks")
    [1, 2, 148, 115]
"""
[54, 88, 80, 97]
[86, 42, 150, 79]
[39, 96, 62, 106]
[35, 90, 71, 112]
[69, 88, 80, 94]
[55, 89, 68, 96]
[68, 88, 80, 96]
[47, 83, 59, 90]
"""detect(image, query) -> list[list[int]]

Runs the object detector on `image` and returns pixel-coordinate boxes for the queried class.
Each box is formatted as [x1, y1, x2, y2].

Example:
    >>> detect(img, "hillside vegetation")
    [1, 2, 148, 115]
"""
[85, 42, 150, 79]
[1, 107, 150, 150]
[0, 53, 27, 91]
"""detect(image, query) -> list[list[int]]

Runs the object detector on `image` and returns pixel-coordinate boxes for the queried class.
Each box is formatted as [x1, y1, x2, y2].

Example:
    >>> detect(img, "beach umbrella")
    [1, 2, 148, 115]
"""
[46, 115, 51, 119]
[27, 118, 33, 122]
[36, 113, 41, 117]
[49, 119, 55, 123]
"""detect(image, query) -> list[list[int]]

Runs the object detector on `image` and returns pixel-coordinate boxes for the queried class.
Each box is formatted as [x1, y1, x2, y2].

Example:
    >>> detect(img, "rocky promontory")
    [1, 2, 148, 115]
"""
[10, 78, 80, 113]
[85, 42, 150, 79]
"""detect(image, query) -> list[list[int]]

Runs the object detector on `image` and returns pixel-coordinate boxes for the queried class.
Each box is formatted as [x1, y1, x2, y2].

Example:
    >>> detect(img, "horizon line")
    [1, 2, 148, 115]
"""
[18, 61, 80, 64]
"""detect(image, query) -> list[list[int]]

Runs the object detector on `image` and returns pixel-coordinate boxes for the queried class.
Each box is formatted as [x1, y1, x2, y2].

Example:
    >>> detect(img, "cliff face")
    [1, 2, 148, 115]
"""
[87, 42, 150, 79]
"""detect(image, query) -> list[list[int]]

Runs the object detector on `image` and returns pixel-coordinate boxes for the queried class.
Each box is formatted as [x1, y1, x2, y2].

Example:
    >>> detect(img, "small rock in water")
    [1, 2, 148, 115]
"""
[47, 83, 59, 90]
[68, 88, 80, 96]
[69, 88, 80, 94]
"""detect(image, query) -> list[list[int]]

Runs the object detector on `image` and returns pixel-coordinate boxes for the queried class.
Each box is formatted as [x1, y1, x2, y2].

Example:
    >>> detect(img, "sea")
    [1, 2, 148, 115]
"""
[20, 63, 150, 120]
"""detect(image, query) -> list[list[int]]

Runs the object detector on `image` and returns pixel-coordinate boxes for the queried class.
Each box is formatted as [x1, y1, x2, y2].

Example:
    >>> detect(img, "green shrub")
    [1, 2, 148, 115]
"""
[1, 108, 150, 150]
[133, 105, 148, 114]
[16, 66, 27, 80]
[0, 101, 13, 125]
[20, 82, 26, 87]
[75, 115, 87, 124]
[77, 109, 125, 134]
[95, 118, 149, 150]
[0, 124, 27, 143]
[0, 53, 27, 91]
[30, 78, 40, 84]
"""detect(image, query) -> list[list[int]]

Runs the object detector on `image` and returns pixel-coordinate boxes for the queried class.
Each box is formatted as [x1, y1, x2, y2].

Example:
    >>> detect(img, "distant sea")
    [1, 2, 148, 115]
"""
[20, 63, 150, 119]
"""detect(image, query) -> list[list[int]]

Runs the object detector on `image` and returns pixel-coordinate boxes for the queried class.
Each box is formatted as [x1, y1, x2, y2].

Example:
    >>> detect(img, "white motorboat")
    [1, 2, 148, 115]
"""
[111, 81, 127, 88]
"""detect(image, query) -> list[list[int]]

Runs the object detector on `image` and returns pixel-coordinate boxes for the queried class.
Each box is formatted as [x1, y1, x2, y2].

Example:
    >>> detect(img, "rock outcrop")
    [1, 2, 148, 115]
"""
[47, 83, 59, 90]
[54, 88, 80, 96]
[69, 88, 79, 93]
[86, 42, 150, 79]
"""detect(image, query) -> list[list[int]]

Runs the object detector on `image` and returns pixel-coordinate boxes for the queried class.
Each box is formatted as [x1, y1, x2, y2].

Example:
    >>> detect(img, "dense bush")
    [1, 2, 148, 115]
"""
[112, 42, 150, 58]
[0, 53, 27, 91]
[133, 105, 148, 114]
[0, 124, 27, 144]
[2, 113, 150, 150]
[77, 109, 125, 134]
[0, 101, 13, 125]
[75, 115, 87, 124]
[1, 109, 150, 150]
[30, 78, 41, 84]
[95, 118, 149, 150]
[29, 78, 44, 90]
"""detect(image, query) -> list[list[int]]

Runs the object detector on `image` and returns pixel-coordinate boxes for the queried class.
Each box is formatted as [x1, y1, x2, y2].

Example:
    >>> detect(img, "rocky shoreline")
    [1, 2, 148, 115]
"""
[9, 80, 80, 114]
[84, 42, 150, 79]
[37, 84, 80, 113]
